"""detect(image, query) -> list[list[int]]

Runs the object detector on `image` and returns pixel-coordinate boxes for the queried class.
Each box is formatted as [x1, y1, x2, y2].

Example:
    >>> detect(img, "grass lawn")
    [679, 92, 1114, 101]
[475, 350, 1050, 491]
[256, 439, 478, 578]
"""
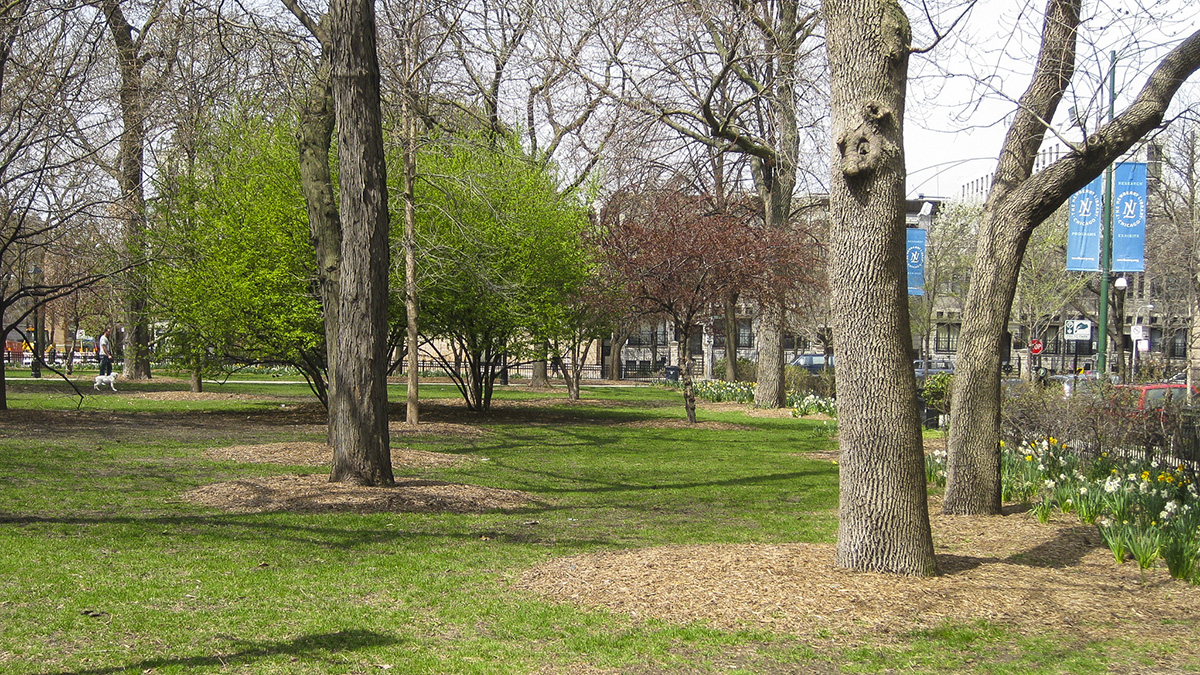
[0, 376, 1195, 674]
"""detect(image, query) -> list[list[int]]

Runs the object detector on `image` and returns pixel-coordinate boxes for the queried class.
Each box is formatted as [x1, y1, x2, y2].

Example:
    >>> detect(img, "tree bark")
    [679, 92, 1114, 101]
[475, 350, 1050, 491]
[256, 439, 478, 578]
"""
[723, 292, 739, 380]
[101, 0, 153, 380]
[327, 0, 393, 486]
[945, 7, 1200, 514]
[825, 0, 936, 575]
[297, 50, 341, 423]
[753, 301, 786, 405]
[530, 356, 550, 387]
[401, 74, 420, 426]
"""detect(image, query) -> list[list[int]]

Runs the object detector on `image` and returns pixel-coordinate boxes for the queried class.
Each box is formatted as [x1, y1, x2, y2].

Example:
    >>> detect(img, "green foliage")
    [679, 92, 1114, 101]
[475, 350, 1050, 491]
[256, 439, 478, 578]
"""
[713, 357, 758, 382]
[413, 133, 592, 409]
[921, 372, 953, 413]
[151, 112, 322, 379]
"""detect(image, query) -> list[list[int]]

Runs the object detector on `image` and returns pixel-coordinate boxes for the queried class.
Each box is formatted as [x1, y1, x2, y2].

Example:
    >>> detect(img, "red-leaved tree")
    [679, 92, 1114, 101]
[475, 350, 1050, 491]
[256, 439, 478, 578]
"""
[599, 189, 814, 422]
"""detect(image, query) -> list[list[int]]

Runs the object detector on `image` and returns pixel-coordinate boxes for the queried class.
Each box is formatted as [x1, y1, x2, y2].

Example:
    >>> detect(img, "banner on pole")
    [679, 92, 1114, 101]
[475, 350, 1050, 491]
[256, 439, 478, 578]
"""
[1066, 175, 1103, 271]
[1112, 162, 1147, 272]
[906, 228, 926, 296]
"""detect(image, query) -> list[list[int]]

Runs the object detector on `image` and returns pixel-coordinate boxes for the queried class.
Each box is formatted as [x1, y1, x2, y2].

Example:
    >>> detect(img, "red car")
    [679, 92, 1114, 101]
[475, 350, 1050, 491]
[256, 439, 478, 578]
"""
[1114, 383, 1198, 413]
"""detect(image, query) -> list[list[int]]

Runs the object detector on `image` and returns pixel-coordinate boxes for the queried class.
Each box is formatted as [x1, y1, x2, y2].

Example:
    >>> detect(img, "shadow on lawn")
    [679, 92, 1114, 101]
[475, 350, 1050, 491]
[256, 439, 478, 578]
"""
[0, 510, 622, 549]
[39, 629, 400, 675]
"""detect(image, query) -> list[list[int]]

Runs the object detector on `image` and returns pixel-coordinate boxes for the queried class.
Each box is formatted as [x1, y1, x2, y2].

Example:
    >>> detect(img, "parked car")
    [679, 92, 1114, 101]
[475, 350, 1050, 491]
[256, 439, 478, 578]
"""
[1114, 383, 1198, 412]
[914, 359, 954, 380]
[789, 353, 834, 374]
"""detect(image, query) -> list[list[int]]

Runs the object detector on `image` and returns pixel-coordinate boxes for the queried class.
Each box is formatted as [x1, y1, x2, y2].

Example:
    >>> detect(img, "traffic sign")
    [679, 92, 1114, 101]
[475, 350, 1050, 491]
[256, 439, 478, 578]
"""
[1064, 319, 1091, 341]
[1030, 339, 1044, 355]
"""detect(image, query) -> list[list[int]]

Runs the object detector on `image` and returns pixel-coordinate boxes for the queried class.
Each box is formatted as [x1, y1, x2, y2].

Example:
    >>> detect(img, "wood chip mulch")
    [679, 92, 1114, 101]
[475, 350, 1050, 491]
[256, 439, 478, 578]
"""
[518, 503, 1200, 654]
[182, 473, 537, 514]
[202, 442, 470, 467]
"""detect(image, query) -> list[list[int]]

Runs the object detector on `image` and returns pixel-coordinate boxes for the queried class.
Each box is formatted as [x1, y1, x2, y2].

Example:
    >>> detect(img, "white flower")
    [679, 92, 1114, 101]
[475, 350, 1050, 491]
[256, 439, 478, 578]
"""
[1044, 479, 1056, 489]
[1079, 486, 1089, 495]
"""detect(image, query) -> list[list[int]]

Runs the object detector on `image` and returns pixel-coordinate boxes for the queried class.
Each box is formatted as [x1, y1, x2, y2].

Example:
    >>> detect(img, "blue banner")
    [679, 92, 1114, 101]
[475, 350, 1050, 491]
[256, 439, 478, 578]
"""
[1066, 175, 1103, 271]
[1112, 162, 1147, 272]
[906, 228, 926, 296]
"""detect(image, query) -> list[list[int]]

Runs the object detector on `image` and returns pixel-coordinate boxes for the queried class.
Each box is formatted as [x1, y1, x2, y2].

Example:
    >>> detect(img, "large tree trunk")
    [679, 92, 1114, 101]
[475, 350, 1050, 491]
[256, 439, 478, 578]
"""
[723, 292, 739, 380]
[529, 357, 550, 387]
[945, 6, 1200, 514]
[102, 0, 152, 380]
[825, 0, 936, 576]
[753, 301, 786, 406]
[297, 50, 341, 422]
[327, 0, 393, 486]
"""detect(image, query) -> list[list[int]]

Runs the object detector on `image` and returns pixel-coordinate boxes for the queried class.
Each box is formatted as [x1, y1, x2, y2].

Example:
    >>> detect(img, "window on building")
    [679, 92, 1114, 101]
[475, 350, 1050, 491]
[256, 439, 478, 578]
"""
[738, 319, 754, 349]
[935, 323, 960, 353]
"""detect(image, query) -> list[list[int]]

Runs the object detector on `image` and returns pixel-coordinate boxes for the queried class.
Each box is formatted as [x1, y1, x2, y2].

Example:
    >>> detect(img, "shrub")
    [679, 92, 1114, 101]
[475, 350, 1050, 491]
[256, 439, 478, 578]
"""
[712, 357, 757, 382]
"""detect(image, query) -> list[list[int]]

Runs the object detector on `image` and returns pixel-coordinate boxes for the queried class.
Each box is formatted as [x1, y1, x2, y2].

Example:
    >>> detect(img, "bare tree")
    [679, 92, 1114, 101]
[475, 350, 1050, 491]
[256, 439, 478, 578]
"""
[944, 2, 1200, 515]
[98, 0, 179, 379]
[589, 0, 826, 407]
[0, 0, 122, 406]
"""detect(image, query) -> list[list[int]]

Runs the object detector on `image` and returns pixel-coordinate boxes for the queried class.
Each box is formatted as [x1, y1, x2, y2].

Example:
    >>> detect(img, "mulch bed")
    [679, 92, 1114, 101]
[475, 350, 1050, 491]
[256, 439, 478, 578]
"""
[203, 442, 473, 467]
[183, 474, 537, 514]
[518, 501, 1200, 657]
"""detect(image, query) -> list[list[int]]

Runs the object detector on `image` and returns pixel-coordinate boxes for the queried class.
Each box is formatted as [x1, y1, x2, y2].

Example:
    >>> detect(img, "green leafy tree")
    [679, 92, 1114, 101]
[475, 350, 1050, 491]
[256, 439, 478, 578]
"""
[416, 133, 590, 411]
[151, 114, 324, 397]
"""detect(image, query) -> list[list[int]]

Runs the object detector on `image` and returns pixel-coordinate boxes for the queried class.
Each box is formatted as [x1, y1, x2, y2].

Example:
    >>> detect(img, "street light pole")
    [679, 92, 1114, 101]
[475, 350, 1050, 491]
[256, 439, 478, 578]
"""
[1096, 51, 1118, 375]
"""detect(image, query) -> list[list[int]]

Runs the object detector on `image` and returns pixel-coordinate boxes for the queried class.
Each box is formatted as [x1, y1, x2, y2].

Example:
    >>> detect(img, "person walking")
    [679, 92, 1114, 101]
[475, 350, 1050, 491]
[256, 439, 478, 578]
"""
[98, 329, 113, 377]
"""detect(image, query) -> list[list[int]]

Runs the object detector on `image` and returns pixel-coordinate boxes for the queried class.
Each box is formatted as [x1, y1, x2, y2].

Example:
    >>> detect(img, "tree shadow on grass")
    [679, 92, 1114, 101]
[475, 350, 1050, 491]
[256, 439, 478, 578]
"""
[40, 629, 400, 675]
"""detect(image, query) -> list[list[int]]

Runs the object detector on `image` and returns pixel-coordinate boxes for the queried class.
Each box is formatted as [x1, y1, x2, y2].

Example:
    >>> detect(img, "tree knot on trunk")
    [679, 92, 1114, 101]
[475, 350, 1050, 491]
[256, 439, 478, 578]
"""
[836, 103, 895, 179]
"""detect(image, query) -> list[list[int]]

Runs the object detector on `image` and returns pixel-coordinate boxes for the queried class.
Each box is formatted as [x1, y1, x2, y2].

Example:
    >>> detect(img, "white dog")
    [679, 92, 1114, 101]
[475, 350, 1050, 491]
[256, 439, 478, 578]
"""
[93, 373, 118, 391]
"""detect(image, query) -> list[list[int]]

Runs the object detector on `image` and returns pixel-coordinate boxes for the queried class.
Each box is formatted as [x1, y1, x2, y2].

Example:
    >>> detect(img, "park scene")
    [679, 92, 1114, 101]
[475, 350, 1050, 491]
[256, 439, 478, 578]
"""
[4, 0, 1200, 672]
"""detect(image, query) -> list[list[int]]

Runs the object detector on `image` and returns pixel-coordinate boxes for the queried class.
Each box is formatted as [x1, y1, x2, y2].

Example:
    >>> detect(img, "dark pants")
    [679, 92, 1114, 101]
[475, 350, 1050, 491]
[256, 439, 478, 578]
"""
[99, 356, 112, 376]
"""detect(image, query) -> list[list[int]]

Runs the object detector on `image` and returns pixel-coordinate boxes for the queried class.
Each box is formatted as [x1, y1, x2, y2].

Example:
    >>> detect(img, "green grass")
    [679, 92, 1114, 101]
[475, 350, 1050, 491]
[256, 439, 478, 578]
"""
[0, 377, 1192, 673]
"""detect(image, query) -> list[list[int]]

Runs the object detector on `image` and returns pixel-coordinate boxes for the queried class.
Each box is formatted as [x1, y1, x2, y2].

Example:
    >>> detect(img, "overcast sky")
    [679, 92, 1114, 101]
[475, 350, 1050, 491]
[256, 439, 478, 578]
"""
[902, 0, 1200, 201]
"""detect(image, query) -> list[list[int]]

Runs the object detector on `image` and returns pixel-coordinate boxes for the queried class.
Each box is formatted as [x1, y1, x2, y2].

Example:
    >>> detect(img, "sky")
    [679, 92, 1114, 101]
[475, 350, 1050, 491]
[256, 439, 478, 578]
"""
[901, 0, 1200, 201]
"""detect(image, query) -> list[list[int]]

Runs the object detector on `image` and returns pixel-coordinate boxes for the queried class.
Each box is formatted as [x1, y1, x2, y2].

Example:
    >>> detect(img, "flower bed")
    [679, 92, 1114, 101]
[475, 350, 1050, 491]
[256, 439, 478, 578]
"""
[927, 437, 1200, 584]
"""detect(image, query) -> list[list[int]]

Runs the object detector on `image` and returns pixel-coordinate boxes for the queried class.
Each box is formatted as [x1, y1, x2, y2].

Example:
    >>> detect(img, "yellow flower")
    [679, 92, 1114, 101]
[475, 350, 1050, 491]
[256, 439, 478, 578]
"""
[1142, 471, 1151, 480]
[1102, 452, 1109, 458]
[1049, 437, 1057, 445]
[1025, 455, 1033, 462]
[999, 440, 1005, 448]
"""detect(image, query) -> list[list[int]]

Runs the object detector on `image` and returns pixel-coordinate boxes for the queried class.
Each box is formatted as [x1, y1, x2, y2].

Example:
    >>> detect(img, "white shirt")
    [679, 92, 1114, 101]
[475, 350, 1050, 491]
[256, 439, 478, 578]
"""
[99, 334, 111, 357]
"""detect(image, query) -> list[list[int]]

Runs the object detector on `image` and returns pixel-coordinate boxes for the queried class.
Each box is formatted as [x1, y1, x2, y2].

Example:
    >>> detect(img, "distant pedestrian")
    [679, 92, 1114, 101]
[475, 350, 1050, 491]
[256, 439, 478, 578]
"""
[98, 329, 113, 377]
[47, 345, 57, 364]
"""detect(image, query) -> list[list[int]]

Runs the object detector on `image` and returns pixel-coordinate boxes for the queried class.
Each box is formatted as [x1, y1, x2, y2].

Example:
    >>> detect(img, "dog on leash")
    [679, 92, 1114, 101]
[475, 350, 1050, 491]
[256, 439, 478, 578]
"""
[93, 373, 118, 391]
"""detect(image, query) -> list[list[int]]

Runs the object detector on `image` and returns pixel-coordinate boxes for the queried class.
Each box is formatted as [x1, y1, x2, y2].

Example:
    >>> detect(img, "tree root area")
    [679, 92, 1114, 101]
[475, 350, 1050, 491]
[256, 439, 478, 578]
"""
[519, 501, 1200, 657]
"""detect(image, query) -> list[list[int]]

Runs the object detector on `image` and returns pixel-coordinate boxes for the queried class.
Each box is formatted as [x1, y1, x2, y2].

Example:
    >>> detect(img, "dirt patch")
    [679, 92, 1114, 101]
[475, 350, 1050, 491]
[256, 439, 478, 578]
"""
[203, 442, 470, 467]
[388, 421, 488, 437]
[183, 473, 537, 514]
[518, 503, 1200, 654]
